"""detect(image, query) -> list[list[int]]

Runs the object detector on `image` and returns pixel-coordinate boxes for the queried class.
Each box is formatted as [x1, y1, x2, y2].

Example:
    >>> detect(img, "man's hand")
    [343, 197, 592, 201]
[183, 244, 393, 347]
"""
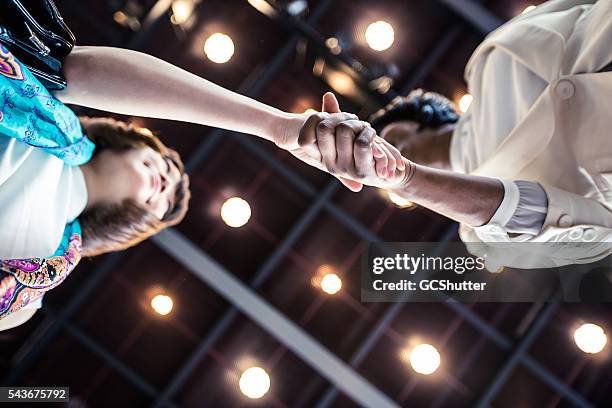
[283, 92, 411, 191]
[308, 92, 410, 191]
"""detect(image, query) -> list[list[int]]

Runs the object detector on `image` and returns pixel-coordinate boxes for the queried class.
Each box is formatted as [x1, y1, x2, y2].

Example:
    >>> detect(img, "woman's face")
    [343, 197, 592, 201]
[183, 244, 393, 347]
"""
[98, 146, 181, 219]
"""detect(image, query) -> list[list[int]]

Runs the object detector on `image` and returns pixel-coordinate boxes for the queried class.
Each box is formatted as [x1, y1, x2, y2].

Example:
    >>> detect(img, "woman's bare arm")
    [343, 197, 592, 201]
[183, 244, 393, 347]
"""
[55, 46, 307, 148]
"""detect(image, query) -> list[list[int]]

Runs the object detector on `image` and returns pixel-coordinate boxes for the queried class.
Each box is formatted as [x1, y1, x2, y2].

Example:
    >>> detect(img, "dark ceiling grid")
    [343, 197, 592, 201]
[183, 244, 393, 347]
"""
[0, 1, 607, 407]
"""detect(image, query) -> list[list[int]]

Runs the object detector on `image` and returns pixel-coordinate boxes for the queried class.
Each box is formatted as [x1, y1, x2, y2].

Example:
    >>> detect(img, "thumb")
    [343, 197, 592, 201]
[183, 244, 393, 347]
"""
[322, 92, 341, 113]
[337, 176, 363, 192]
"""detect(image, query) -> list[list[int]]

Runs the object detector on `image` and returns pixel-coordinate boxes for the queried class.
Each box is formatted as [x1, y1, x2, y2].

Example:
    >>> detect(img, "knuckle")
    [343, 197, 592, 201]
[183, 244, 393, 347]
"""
[316, 120, 332, 132]
[356, 140, 370, 149]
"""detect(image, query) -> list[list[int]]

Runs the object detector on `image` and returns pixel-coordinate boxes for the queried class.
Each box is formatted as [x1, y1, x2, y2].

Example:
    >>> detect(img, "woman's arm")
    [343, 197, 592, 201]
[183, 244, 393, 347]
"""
[55, 46, 308, 149]
[390, 161, 504, 227]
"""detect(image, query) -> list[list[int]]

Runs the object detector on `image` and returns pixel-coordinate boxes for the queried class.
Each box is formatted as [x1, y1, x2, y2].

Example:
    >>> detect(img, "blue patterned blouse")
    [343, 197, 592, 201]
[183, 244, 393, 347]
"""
[0, 43, 96, 255]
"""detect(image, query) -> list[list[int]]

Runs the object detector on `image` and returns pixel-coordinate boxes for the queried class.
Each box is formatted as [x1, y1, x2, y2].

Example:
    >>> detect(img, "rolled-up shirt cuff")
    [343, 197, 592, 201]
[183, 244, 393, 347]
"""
[506, 181, 548, 234]
[475, 179, 548, 238]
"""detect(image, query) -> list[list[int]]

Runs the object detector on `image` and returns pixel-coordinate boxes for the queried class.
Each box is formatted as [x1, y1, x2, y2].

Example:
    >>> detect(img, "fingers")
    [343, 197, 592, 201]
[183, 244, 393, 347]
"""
[316, 113, 359, 172]
[371, 138, 388, 178]
[354, 126, 377, 179]
[376, 140, 396, 178]
[372, 142, 385, 158]
[378, 137, 406, 171]
[336, 120, 368, 174]
[298, 112, 328, 147]
[337, 176, 363, 192]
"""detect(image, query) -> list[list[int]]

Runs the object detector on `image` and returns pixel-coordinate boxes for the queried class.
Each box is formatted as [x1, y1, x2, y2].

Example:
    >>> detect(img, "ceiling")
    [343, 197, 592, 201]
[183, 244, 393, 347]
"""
[1, 0, 611, 407]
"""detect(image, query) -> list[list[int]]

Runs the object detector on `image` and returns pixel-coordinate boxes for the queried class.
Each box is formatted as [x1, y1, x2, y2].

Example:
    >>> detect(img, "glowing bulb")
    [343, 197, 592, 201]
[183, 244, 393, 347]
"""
[321, 273, 342, 295]
[171, 0, 195, 25]
[221, 197, 251, 227]
[326, 71, 355, 96]
[151, 294, 173, 315]
[365, 21, 395, 51]
[388, 191, 413, 208]
[458, 93, 473, 113]
[247, 0, 277, 17]
[325, 37, 339, 49]
[204, 33, 235, 64]
[574, 323, 607, 354]
[138, 127, 154, 137]
[521, 5, 536, 14]
[113, 11, 129, 25]
[409, 343, 441, 375]
[304, 108, 318, 114]
[239, 366, 270, 399]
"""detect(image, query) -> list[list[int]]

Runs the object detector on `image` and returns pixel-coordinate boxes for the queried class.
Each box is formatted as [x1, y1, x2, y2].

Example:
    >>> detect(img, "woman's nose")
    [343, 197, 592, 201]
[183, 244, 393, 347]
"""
[161, 174, 167, 193]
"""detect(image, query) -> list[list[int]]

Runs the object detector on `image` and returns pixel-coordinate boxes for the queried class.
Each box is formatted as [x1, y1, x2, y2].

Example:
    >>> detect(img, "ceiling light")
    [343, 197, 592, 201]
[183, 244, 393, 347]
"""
[247, 0, 277, 17]
[221, 197, 251, 227]
[365, 21, 395, 51]
[326, 70, 356, 96]
[151, 294, 173, 315]
[409, 343, 441, 375]
[574, 323, 607, 354]
[204, 33, 235, 64]
[320, 273, 342, 295]
[239, 366, 270, 399]
[387, 191, 413, 208]
[171, 0, 195, 25]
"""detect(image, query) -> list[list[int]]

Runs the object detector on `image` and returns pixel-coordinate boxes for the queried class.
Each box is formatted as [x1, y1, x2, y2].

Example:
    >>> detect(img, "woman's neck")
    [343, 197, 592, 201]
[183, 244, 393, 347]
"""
[79, 159, 103, 212]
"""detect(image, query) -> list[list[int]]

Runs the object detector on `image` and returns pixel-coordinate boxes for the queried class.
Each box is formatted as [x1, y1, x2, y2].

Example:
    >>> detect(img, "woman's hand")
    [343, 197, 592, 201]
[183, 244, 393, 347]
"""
[285, 93, 406, 191]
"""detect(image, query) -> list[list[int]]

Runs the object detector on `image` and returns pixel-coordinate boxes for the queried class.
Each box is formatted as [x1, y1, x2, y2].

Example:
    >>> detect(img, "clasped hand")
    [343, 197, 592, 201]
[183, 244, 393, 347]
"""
[289, 92, 411, 192]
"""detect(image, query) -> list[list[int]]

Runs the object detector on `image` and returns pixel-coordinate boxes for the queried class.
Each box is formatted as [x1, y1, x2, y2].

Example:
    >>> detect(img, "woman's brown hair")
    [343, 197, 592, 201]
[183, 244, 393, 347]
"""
[78, 117, 191, 258]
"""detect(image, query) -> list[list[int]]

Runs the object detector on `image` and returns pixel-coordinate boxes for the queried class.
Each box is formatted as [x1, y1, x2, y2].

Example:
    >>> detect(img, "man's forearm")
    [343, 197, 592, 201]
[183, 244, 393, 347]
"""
[55, 46, 304, 143]
[391, 161, 504, 227]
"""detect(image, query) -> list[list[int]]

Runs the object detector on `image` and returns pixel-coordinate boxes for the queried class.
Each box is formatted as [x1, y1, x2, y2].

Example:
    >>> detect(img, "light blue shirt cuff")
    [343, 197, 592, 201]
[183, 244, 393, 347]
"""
[478, 179, 548, 237]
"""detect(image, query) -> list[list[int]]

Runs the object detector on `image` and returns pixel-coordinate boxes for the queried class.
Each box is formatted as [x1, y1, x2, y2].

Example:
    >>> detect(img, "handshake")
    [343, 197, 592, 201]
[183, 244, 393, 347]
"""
[276, 92, 413, 193]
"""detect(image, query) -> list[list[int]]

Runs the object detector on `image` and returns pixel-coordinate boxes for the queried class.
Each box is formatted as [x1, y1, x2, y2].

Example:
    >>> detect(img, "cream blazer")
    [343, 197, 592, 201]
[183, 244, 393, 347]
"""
[458, 0, 612, 266]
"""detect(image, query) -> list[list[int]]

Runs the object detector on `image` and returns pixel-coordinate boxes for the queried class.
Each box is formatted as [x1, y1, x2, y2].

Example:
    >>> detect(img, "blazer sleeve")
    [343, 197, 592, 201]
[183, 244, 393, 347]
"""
[461, 183, 612, 268]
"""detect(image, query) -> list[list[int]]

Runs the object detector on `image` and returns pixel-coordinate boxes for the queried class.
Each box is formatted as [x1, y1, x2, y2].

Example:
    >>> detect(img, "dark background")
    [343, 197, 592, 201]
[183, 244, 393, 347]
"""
[1, 0, 611, 407]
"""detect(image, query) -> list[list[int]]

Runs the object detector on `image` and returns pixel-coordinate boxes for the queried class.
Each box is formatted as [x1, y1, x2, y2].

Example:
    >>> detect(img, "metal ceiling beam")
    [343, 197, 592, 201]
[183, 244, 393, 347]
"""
[152, 181, 340, 407]
[152, 1, 386, 404]
[314, 225, 459, 408]
[41, 307, 160, 399]
[475, 303, 592, 408]
[154, 228, 400, 408]
[475, 303, 561, 408]
[436, 0, 503, 34]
